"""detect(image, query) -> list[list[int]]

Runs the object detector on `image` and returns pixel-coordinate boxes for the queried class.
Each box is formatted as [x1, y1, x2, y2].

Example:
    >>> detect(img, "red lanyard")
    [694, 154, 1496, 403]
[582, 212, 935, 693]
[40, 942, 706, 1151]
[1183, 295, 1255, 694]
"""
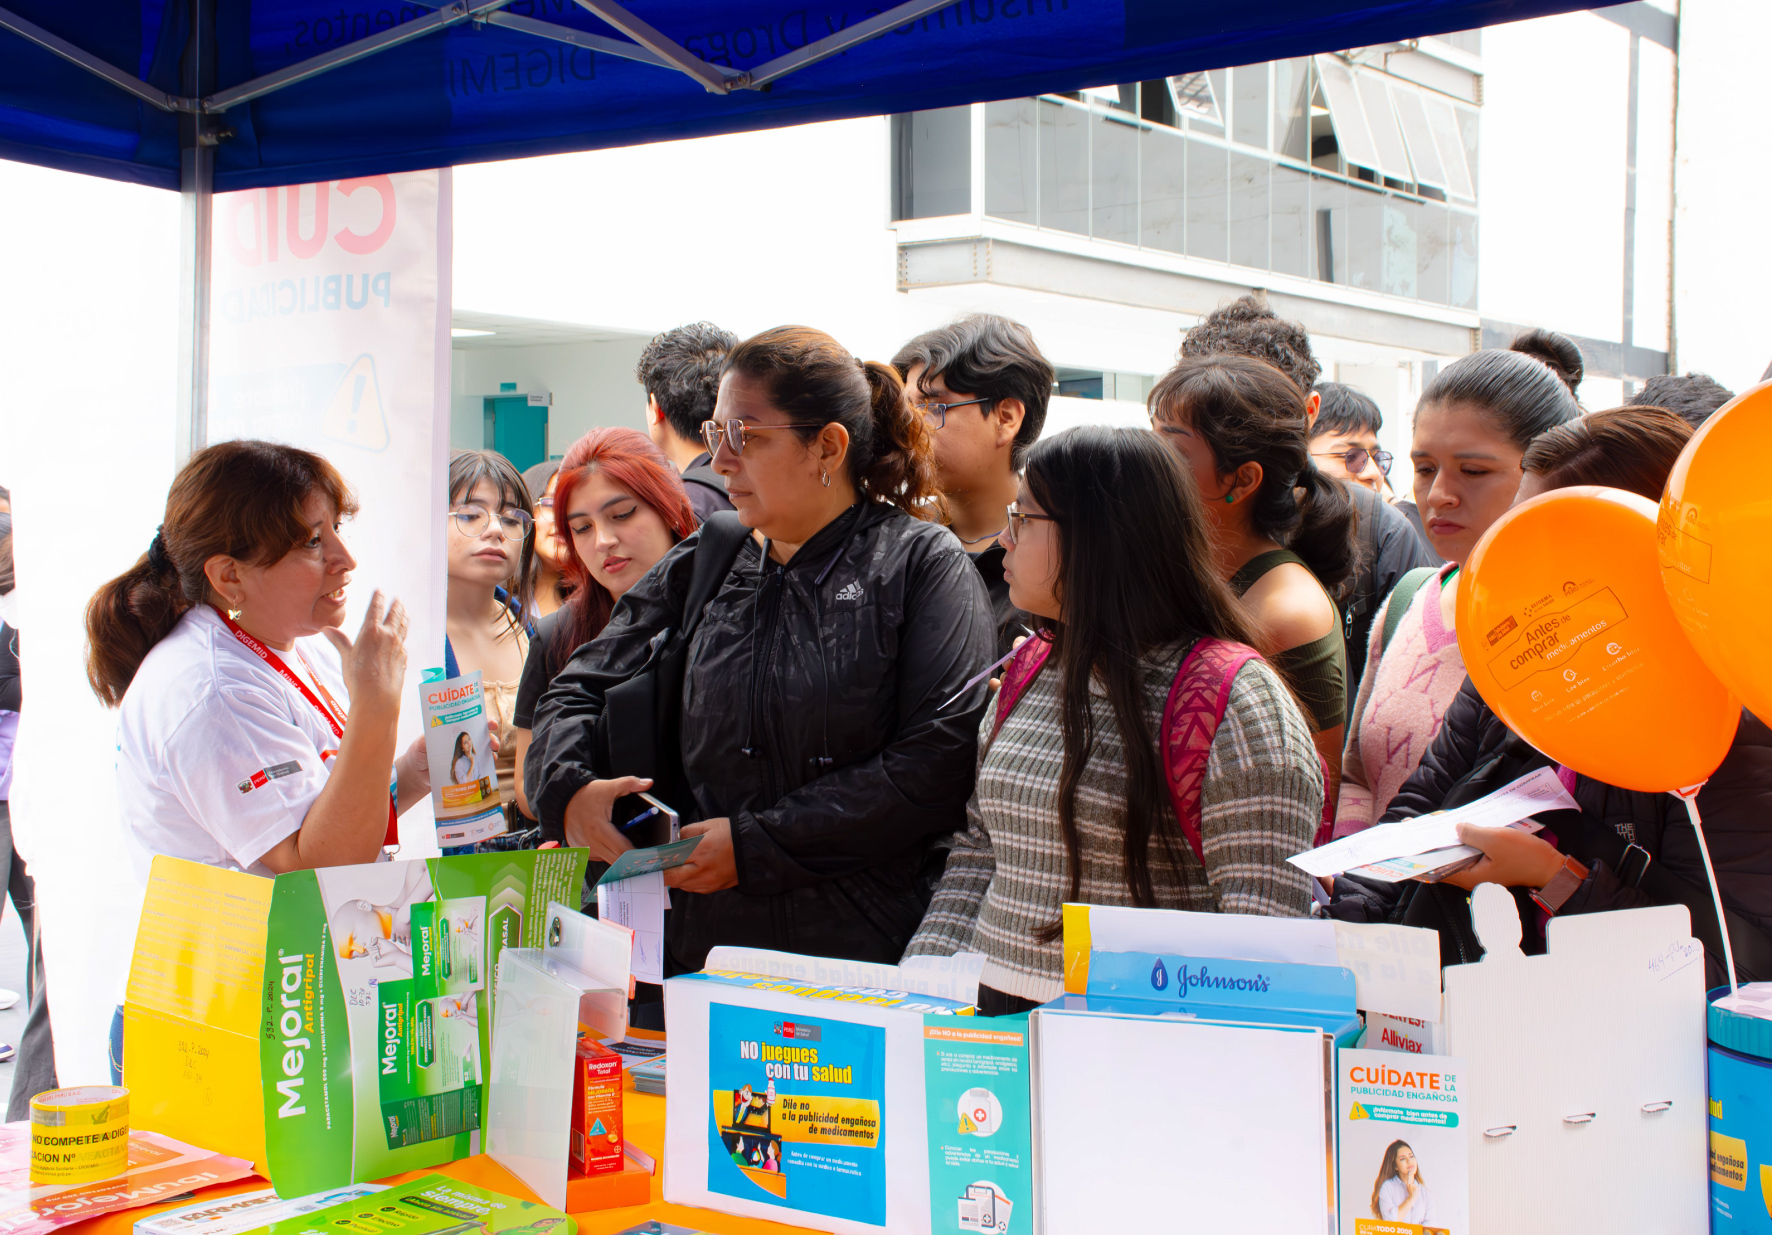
[215, 607, 399, 849]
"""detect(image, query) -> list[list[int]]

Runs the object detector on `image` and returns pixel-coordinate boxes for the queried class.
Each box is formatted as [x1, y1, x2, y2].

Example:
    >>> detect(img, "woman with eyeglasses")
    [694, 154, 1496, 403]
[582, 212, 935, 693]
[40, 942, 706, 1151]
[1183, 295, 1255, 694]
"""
[1331, 339, 1578, 839]
[443, 450, 537, 849]
[903, 427, 1321, 1013]
[528, 326, 995, 973]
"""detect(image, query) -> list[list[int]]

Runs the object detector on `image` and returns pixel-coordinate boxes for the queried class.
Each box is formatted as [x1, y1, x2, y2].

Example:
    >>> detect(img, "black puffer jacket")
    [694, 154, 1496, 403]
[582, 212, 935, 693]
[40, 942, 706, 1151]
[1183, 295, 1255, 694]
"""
[529, 500, 996, 971]
[1331, 678, 1772, 986]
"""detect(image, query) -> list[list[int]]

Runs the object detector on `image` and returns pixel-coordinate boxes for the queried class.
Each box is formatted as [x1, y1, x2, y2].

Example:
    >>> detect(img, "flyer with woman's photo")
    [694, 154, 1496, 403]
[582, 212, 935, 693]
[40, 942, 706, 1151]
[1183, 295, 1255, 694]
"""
[1337, 1049, 1468, 1235]
[419, 669, 508, 846]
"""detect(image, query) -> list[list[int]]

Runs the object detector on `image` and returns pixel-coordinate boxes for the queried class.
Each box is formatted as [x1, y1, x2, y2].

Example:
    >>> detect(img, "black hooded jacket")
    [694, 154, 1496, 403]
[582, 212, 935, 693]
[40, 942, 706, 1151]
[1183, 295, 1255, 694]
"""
[528, 500, 996, 971]
[1330, 678, 1772, 986]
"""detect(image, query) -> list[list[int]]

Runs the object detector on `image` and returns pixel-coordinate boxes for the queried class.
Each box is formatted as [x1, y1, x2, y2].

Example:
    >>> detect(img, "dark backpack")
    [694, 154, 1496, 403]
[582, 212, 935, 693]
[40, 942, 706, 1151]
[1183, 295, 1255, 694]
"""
[595, 512, 750, 817]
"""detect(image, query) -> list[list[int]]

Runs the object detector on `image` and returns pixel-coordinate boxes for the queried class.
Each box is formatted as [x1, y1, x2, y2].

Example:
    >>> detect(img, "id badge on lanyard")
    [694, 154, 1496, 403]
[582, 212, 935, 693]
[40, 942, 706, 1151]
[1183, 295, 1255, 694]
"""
[216, 608, 400, 849]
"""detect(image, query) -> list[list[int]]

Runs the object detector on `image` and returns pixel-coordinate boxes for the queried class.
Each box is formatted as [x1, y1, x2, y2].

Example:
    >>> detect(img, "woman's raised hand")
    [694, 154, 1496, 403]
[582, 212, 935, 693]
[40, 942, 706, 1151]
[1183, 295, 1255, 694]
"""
[322, 590, 409, 721]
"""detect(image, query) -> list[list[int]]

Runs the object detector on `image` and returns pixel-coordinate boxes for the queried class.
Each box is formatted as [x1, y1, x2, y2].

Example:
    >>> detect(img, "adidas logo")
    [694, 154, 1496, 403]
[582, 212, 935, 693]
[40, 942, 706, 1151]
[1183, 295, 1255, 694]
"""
[834, 581, 864, 601]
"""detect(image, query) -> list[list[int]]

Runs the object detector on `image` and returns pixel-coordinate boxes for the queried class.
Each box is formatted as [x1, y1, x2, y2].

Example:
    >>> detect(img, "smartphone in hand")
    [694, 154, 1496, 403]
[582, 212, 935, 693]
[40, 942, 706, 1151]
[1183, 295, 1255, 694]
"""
[612, 791, 680, 850]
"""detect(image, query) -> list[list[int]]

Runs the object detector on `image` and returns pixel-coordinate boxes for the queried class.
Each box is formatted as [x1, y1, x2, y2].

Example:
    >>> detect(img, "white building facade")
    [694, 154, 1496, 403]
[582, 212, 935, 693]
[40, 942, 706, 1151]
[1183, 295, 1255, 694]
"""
[449, 1, 1688, 476]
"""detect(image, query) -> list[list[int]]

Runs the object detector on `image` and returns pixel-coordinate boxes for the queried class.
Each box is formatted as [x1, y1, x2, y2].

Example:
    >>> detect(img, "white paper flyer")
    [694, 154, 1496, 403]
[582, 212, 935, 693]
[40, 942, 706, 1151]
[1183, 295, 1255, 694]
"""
[1338, 1048, 1468, 1235]
[420, 669, 507, 847]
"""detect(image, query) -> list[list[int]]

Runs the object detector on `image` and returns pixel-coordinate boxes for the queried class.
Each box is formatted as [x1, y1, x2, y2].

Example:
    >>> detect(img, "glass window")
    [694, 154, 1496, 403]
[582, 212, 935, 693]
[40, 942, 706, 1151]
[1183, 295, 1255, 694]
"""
[1416, 200, 1450, 303]
[1270, 165, 1311, 278]
[1185, 139, 1228, 262]
[1355, 73, 1412, 183]
[985, 99, 1038, 224]
[1040, 98, 1090, 236]
[1232, 63, 1268, 148]
[1168, 71, 1222, 130]
[1313, 175, 1348, 283]
[1314, 56, 1378, 174]
[1347, 182, 1384, 291]
[1228, 153, 1269, 270]
[1382, 200, 1419, 299]
[1389, 84, 1446, 191]
[1450, 210, 1478, 308]
[1423, 95, 1474, 200]
[1140, 78, 1179, 128]
[1056, 368, 1104, 399]
[1140, 125, 1186, 252]
[1274, 58, 1311, 162]
[1188, 70, 1228, 136]
[1092, 108, 1139, 244]
[1455, 105, 1480, 199]
[890, 108, 971, 220]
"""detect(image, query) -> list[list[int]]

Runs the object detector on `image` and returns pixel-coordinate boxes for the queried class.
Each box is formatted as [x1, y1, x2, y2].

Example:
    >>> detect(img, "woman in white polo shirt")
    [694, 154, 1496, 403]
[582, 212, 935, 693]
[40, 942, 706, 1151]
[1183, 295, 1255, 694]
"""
[87, 439, 432, 884]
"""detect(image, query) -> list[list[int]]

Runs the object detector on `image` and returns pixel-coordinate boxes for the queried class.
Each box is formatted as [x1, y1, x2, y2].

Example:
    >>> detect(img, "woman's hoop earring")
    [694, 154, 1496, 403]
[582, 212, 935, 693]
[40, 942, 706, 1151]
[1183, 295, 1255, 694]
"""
[821, 469, 832, 488]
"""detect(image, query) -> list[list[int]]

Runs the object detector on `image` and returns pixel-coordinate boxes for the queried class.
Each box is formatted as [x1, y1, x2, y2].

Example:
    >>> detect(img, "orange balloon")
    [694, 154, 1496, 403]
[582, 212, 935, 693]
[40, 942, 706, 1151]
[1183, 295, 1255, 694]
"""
[1659, 379, 1772, 723]
[1458, 486, 1738, 792]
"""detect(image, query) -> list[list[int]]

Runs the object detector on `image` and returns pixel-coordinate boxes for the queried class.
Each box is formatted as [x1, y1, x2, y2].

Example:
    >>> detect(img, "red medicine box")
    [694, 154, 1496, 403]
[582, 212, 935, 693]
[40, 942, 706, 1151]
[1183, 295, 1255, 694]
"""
[570, 1039, 624, 1174]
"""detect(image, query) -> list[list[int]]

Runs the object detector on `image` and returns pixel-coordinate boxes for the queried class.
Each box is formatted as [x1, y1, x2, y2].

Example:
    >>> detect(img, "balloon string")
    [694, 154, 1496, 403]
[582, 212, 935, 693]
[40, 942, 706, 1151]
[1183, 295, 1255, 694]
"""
[1675, 786, 1737, 994]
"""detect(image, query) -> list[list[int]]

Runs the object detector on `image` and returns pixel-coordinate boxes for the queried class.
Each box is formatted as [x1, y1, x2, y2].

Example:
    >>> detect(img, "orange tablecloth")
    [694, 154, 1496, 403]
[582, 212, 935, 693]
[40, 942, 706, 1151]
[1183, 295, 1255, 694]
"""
[74, 1080, 824, 1235]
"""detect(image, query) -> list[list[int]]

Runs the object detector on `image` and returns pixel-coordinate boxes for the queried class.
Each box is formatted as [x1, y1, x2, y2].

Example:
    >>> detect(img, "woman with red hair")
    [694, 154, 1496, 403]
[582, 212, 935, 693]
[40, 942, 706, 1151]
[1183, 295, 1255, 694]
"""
[510, 428, 698, 828]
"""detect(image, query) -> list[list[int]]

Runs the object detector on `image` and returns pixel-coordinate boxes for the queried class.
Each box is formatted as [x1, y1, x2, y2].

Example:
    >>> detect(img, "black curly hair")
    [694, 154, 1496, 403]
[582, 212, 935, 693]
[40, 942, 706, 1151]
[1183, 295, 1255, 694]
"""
[635, 322, 739, 444]
[1181, 292, 1321, 394]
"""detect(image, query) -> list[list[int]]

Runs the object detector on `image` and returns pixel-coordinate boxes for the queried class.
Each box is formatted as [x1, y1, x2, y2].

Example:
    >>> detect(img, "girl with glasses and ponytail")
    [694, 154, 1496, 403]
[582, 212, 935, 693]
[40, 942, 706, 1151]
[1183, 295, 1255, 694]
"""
[904, 427, 1323, 1014]
[528, 325, 996, 974]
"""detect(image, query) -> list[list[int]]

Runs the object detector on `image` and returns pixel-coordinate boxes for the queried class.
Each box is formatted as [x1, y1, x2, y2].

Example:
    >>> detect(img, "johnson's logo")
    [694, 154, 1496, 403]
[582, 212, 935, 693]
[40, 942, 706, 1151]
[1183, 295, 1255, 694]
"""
[1149, 958, 1168, 990]
[1173, 963, 1270, 1001]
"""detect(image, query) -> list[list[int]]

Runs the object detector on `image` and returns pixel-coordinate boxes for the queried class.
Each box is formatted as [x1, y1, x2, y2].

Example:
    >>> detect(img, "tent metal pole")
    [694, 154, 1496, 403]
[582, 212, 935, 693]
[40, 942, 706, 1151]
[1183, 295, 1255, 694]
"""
[739, 0, 965, 90]
[483, 11, 670, 69]
[174, 0, 215, 465]
[570, 0, 738, 92]
[0, 6, 185, 111]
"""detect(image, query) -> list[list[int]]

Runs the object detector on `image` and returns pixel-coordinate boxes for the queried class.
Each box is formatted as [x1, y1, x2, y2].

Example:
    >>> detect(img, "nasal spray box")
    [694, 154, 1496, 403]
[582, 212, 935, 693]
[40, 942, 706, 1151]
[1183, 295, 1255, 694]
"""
[420, 667, 508, 847]
[663, 951, 1021, 1235]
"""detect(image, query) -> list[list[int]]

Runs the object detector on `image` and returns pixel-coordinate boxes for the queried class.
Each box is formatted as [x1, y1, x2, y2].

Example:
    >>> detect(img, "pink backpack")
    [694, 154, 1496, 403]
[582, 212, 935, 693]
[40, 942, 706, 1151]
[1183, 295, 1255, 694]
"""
[989, 635, 1334, 864]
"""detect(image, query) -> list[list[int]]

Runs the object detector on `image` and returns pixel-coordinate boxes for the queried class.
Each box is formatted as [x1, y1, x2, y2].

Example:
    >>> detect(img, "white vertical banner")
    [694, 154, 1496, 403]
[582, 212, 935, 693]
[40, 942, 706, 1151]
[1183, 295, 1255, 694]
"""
[207, 169, 452, 854]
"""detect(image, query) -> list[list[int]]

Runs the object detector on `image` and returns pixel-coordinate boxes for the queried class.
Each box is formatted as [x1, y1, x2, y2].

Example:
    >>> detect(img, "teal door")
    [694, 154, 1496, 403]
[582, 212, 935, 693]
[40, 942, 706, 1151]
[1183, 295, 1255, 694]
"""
[482, 396, 548, 470]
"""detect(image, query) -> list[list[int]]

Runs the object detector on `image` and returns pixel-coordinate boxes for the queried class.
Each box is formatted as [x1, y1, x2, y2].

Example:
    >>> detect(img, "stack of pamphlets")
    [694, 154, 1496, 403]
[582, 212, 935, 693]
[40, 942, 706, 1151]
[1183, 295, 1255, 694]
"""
[632, 1056, 666, 1096]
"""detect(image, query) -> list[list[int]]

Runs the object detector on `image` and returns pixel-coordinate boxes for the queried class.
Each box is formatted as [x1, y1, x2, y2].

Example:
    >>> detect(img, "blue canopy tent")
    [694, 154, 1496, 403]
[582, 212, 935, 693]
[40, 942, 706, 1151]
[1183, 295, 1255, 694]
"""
[2, 0, 1586, 445]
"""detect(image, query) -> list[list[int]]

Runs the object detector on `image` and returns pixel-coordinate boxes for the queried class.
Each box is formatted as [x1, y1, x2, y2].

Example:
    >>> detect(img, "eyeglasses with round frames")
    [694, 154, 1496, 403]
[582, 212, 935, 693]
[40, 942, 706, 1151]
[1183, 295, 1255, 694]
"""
[701, 418, 829, 458]
[1003, 501, 1056, 547]
[912, 397, 993, 429]
[1311, 445, 1394, 476]
[449, 505, 533, 538]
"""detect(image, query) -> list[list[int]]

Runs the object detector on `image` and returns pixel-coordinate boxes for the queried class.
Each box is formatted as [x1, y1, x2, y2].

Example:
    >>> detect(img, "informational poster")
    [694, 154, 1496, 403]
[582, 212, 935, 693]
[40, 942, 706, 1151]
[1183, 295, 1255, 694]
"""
[207, 170, 452, 852]
[1337, 1049, 1468, 1235]
[923, 1019, 1031, 1234]
[705, 1003, 886, 1227]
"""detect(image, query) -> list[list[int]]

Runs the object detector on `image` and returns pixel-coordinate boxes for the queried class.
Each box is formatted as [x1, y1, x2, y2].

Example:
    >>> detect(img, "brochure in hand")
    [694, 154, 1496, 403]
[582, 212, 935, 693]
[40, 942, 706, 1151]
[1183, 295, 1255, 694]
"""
[598, 836, 703, 885]
[421, 668, 508, 848]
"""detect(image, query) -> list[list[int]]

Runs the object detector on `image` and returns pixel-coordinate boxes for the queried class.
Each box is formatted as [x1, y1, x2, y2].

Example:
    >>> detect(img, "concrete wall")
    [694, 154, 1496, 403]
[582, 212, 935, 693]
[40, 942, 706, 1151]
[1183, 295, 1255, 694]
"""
[450, 337, 650, 455]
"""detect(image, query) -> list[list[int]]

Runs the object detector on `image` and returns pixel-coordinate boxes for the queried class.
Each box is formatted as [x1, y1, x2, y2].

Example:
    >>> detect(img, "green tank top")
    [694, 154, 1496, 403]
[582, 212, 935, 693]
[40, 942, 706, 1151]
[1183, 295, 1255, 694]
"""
[1227, 548, 1347, 733]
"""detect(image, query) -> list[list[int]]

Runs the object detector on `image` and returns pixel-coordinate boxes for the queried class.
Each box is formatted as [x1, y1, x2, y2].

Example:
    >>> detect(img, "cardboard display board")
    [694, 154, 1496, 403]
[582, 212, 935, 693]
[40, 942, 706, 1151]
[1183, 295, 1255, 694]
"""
[1444, 885, 1707, 1233]
[662, 971, 975, 1235]
[124, 851, 586, 1196]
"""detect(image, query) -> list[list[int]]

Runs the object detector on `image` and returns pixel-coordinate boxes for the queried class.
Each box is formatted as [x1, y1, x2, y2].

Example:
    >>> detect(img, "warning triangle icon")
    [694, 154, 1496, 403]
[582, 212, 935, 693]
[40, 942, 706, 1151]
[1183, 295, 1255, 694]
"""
[1349, 1103, 1369, 1120]
[958, 1113, 976, 1134]
[320, 353, 389, 451]
[588, 1118, 607, 1137]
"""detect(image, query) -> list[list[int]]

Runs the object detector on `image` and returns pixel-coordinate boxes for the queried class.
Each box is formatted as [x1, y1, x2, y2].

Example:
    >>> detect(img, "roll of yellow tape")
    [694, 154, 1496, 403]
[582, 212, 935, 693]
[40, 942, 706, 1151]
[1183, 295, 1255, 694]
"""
[30, 1086, 129, 1184]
